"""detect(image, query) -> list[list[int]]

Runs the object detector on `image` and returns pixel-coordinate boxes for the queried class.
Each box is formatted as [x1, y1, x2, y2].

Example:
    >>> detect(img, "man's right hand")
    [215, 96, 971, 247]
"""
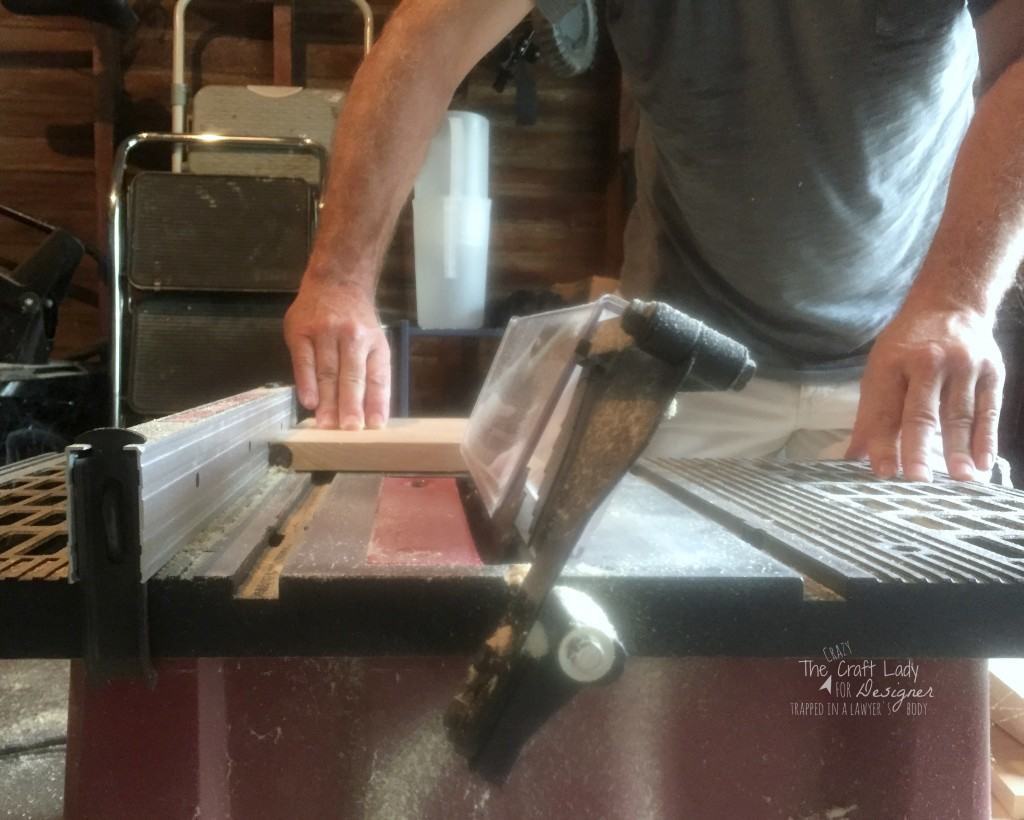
[284, 279, 391, 430]
[281, 0, 534, 428]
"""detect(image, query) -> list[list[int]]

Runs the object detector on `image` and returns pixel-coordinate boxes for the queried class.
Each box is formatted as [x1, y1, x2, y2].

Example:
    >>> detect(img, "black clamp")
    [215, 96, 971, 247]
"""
[68, 428, 154, 685]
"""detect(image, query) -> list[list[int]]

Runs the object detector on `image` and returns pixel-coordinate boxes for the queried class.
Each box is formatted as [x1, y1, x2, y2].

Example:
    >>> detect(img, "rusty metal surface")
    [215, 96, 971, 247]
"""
[638, 458, 1024, 597]
[366, 477, 480, 567]
[0, 455, 68, 582]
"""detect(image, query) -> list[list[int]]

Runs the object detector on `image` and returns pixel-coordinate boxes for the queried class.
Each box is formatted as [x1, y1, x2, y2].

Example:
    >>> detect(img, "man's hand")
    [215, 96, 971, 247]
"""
[847, 307, 1005, 482]
[284, 280, 391, 430]
[277, 0, 532, 428]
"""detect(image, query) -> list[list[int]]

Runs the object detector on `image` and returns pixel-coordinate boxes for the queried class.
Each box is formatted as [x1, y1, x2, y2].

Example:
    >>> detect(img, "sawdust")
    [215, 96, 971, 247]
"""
[485, 625, 514, 655]
[159, 467, 294, 579]
[361, 712, 493, 820]
[503, 563, 530, 587]
[562, 560, 614, 577]
[235, 481, 329, 599]
[2, 709, 67, 744]
[0, 748, 65, 818]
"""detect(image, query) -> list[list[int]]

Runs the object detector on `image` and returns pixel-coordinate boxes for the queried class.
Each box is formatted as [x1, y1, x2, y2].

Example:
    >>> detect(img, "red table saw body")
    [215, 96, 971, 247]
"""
[62, 478, 991, 819]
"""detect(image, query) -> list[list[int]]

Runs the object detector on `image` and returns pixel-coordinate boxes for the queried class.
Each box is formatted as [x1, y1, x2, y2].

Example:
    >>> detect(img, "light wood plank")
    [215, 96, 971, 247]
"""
[992, 726, 1024, 818]
[277, 417, 467, 473]
[992, 660, 1024, 748]
[995, 793, 1015, 820]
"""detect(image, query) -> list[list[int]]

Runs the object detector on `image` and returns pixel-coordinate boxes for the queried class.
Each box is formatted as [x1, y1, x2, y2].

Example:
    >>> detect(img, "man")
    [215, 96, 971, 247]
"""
[283, 0, 1024, 814]
[285, 0, 1023, 486]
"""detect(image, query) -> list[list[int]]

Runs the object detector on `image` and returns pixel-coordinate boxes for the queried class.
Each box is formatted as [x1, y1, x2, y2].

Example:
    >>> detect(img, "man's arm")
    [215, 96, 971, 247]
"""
[285, 0, 533, 429]
[848, 1, 1024, 481]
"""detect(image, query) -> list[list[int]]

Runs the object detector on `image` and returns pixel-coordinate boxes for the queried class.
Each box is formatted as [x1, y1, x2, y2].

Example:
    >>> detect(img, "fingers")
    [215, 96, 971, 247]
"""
[900, 354, 943, 482]
[845, 412, 869, 461]
[285, 285, 391, 429]
[364, 343, 392, 430]
[850, 366, 906, 479]
[939, 365, 978, 481]
[287, 334, 318, 411]
[311, 335, 392, 430]
[972, 361, 1004, 474]
[848, 314, 1002, 484]
[864, 345, 1000, 483]
[337, 333, 369, 431]
[313, 335, 340, 429]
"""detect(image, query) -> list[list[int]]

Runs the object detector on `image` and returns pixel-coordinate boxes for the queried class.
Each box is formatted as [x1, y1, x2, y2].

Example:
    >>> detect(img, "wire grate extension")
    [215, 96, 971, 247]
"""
[0, 454, 68, 581]
[637, 458, 1024, 596]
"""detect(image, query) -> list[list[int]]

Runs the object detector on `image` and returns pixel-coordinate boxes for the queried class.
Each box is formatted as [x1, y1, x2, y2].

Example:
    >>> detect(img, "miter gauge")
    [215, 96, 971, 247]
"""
[445, 296, 756, 777]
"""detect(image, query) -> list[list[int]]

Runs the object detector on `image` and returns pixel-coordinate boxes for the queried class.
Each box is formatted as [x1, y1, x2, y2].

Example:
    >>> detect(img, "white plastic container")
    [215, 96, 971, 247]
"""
[413, 196, 491, 330]
[413, 111, 492, 329]
[415, 111, 490, 199]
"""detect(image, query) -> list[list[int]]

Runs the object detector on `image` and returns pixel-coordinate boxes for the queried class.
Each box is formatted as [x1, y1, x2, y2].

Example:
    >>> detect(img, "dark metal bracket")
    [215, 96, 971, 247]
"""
[445, 300, 756, 766]
[67, 428, 154, 686]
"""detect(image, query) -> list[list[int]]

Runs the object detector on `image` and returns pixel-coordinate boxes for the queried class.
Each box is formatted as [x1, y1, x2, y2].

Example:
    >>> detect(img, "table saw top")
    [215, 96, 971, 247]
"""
[5, 452, 1024, 659]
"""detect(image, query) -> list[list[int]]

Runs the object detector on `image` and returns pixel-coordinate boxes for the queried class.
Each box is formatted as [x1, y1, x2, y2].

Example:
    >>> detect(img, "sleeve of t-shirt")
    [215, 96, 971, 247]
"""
[534, 0, 576, 24]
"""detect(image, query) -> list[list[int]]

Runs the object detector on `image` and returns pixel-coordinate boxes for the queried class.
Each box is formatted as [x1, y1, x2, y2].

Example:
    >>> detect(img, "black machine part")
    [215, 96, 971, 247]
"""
[126, 295, 294, 417]
[492, 29, 540, 125]
[67, 427, 154, 685]
[1, 0, 137, 29]
[467, 585, 625, 783]
[0, 228, 83, 365]
[492, 0, 598, 124]
[531, 0, 599, 77]
[445, 300, 756, 767]
[126, 173, 315, 293]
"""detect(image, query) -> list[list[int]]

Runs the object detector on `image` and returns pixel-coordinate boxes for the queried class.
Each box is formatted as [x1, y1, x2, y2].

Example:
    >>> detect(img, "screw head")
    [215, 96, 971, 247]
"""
[558, 629, 615, 683]
[569, 636, 605, 673]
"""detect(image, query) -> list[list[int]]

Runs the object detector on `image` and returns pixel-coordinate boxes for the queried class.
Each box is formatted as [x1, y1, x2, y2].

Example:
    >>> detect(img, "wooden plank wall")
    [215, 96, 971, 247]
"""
[1, 1, 620, 410]
[120, 0, 620, 313]
[0, 8, 103, 356]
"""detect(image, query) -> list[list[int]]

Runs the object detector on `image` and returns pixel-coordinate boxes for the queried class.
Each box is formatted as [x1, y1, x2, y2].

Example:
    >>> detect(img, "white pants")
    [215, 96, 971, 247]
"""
[646, 376, 947, 468]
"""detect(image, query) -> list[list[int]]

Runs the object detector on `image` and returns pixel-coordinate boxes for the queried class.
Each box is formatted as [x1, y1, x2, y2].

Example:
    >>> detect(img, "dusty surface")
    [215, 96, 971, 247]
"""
[0, 659, 68, 819]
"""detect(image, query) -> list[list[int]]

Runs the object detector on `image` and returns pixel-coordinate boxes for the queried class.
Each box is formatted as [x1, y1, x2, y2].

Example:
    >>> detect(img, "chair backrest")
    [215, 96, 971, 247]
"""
[188, 86, 344, 184]
[127, 172, 314, 293]
[111, 133, 327, 421]
[126, 294, 294, 416]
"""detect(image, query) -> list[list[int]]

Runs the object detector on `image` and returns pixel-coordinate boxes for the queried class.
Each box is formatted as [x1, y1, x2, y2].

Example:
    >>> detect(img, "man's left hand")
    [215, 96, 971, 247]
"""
[847, 306, 1005, 482]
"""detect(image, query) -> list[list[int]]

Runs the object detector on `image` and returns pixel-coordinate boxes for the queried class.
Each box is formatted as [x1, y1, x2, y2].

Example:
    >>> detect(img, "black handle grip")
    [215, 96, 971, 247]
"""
[622, 299, 756, 391]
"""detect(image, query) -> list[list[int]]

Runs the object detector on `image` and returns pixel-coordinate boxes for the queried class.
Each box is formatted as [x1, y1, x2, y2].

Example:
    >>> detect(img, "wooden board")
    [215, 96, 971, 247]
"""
[993, 660, 1024, 748]
[995, 794, 1015, 820]
[992, 725, 1024, 818]
[276, 417, 467, 473]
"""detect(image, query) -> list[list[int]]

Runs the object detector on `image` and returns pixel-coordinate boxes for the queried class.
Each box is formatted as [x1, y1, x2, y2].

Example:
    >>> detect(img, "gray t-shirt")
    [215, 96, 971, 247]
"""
[538, 1, 978, 379]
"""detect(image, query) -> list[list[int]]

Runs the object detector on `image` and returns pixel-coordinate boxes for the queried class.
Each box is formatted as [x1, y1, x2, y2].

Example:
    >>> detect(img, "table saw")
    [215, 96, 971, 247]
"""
[2, 297, 1024, 817]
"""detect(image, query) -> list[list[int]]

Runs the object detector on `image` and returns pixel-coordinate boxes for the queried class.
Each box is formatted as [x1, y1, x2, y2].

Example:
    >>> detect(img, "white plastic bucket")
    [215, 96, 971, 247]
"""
[413, 196, 491, 330]
[414, 111, 490, 199]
